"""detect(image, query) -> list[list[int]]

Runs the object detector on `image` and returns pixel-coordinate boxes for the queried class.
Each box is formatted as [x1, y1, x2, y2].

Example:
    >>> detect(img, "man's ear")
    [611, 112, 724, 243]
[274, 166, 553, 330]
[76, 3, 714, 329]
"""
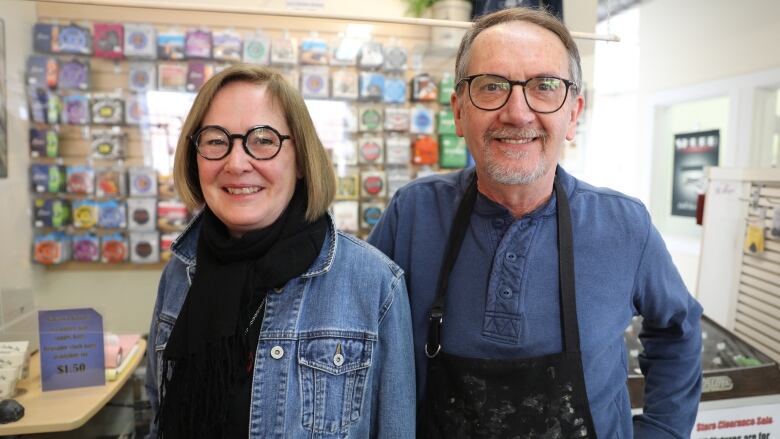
[452, 90, 465, 137]
[565, 94, 585, 141]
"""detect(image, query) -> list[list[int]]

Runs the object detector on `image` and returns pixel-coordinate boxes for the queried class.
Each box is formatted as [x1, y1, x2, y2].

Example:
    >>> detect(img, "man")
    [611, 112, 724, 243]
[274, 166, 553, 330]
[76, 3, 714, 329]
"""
[368, 7, 702, 439]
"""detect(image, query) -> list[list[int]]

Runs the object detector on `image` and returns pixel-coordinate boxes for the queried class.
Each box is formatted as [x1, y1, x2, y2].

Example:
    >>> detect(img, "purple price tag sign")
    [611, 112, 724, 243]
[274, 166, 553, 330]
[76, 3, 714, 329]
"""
[38, 308, 105, 391]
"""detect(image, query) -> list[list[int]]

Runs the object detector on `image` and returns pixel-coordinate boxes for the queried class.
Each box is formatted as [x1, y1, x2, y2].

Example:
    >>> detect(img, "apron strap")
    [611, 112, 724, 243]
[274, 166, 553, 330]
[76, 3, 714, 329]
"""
[554, 177, 581, 353]
[426, 173, 479, 358]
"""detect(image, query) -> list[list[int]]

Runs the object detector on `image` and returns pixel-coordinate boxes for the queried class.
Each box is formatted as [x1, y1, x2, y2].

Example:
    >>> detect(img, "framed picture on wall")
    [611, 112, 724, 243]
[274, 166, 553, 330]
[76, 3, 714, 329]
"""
[0, 18, 7, 178]
[671, 129, 720, 217]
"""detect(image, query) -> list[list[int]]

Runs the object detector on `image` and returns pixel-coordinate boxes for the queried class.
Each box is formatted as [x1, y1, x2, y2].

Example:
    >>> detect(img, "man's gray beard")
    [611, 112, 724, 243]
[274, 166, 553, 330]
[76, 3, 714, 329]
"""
[481, 129, 550, 185]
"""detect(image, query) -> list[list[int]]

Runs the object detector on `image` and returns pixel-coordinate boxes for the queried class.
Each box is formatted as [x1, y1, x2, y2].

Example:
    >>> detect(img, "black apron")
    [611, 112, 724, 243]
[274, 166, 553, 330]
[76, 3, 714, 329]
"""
[419, 173, 597, 438]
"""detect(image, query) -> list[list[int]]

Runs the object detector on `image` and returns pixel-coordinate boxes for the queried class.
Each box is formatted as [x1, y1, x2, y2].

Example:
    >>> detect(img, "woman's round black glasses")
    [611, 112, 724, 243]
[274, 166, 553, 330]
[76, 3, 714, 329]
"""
[457, 74, 577, 114]
[191, 125, 291, 161]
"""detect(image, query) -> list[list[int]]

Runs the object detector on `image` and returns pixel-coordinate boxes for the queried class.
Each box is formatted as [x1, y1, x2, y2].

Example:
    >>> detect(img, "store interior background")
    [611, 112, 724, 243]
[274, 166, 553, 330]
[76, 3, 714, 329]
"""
[0, 0, 778, 338]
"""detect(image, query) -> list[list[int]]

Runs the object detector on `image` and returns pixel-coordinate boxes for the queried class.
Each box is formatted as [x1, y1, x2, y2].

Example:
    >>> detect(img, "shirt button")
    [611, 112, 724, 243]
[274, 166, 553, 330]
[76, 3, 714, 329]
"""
[506, 252, 517, 262]
[333, 353, 344, 367]
[500, 288, 513, 299]
[270, 346, 284, 359]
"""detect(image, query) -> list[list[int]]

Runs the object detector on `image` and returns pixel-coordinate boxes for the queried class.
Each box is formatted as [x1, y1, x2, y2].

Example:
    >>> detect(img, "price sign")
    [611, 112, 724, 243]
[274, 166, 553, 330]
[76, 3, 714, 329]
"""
[38, 308, 105, 391]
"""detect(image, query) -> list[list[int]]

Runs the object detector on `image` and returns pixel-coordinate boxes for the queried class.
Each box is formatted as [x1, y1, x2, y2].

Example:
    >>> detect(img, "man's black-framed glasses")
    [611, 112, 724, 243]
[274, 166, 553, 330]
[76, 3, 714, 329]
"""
[457, 74, 577, 113]
[191, 125, 291, 161]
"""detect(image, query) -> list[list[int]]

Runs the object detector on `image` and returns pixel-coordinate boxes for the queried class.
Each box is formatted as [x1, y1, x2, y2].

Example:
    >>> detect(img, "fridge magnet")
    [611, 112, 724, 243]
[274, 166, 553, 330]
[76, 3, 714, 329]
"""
[410, 106, 435, 134]
[33, 198, 71, 228]
[124, 23, 156, 59]
[360, 202, 384, 229]
[413, 135, 439, 165]
[129, 166, 157, 197]
[128, 62, 156, 92]
[358, 136, 384, 165]
[58, 58, 89, 90]
[95, 168, 126, 197]
[185, 28, 212, 59]
[62, 94, 90, 125]
[157, 30, 185, 60]
[384, 107, 410, 131]
[101, 233, 128, 263]
[359, 106, 382, 132]
[271, 37, 298, 66]
[411, 73, 438, 102]
[300, 66, 329, 99]
[300, 38, 328, 65]
[212, 30, 242, 62]
[130, 231, 160, 263]
[335, 172, 359, 200]
[91, 96, 124, 125]
[91, 130, 124, 160]
[33, 233, 69, 265]
[383, 76, 406, 104]
[359, 72, 384, 100]
[66, 165, 95, 195]
[54, 24, 91, 55]
[385, 134, 411, 165]
[127, 197, 157, 231]
[331, 69, 358, 100]
[358, 41, 384, 69]
[361, 170, 386, 198]
[72, 199, 98, 229]
[242, 34, 270, 65]
[93, 23, 124, 59]
[97, 199, 126, 229]
[157, 62, 187, 91]
[72, 233, 100, 262]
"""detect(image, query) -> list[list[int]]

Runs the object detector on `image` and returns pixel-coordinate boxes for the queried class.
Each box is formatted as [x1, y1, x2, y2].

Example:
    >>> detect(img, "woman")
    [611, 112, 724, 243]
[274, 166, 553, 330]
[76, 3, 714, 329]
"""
[145, 65, 415, 438]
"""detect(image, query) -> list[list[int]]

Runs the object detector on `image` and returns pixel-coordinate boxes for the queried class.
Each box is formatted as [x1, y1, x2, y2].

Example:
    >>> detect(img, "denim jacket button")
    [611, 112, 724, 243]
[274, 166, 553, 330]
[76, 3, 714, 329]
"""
[270, 346, 284, 359]
[333, 353, 344, 367]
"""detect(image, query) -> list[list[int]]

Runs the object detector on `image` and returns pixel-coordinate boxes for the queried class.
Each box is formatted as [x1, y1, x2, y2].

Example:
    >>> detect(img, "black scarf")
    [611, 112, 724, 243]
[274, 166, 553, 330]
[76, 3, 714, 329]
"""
[157, 181, 328, 438]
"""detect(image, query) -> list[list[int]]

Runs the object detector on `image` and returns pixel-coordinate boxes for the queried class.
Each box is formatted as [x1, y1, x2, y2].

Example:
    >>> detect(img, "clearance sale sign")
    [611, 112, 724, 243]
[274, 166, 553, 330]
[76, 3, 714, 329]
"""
[692, 404, 779, 439]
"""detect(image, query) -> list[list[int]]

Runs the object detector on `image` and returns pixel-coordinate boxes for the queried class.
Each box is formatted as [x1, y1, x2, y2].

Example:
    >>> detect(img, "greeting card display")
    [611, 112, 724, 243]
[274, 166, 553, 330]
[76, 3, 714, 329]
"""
[29, 127, 59, 158]
[413, 135, 439, 165]
[361, 170, 386, 198]
[129, 167, 158, 197]
[26, 55, 58, 88]
[55, 24, 92, 55]
[301, 66, 329, 98]
[213, 30, 242, 62]
[439, 135, 467, 169]
[128, 62, 156, 92]
[358, 41, 384, 69]
[93, 23, 124, 59]
[95, 168, 126, 197]
[97, 200, 127, 229]
[58, 58, 89, 90]
[412, 73, 438, 102]
[185, 28, 212, 59]
[101, 233, 128, 263]
[130, 231, 160, 263]
[72, 233, 100, 262]
[360, 202, 384, 229]
[438, 109, 456, 135]
[300, 38, 328, 65]
[127, 198, 157, 231]
[66, 165, 95, 195]
[384, 107, 410, 131]
[33, 198, 71, 228]
[124, 23, 156, 59]
[383, 77, 406, 104]
[61, 94, 90, 125]
[243, 34, 271, 65]
[72, 199, 98, 229]
[271, 37, 297, 66]
[331, 69, 358, 100]
[157, 31, 185, 60]
[91, 96, 124, 125]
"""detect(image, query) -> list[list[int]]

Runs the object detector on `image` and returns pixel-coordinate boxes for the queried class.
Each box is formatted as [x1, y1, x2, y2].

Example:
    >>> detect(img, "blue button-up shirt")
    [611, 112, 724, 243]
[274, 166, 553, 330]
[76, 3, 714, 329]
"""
[368, 166, 702, 438]
[145, 213, 416, 438]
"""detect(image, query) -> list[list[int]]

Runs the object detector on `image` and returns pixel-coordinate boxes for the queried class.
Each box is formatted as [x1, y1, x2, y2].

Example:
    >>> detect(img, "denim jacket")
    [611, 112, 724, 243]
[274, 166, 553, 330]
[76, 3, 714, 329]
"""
[145, 213, 416, 438]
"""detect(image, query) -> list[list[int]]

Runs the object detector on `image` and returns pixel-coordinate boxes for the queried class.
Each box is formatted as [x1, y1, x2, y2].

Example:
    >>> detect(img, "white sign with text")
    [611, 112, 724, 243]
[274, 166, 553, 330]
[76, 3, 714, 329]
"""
[692, 403, 779, 439]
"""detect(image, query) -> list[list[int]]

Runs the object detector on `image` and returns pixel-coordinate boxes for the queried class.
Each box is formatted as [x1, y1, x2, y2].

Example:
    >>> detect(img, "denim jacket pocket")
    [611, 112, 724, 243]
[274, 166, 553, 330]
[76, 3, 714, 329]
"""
[298, 335, 375, 435]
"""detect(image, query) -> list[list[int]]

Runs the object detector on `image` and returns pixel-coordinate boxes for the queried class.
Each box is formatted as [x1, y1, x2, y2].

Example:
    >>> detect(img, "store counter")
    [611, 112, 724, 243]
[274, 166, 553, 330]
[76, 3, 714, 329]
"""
[0, 339, 146, 436]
